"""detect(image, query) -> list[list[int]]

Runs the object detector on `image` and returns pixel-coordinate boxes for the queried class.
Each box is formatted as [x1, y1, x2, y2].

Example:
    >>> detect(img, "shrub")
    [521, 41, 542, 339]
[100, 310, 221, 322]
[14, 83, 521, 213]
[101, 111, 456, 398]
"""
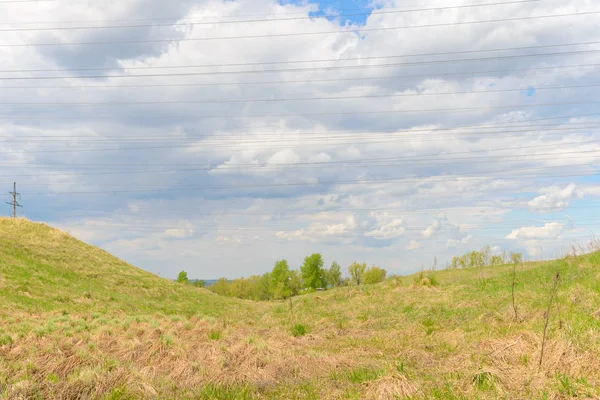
[363, 266, 387, 284]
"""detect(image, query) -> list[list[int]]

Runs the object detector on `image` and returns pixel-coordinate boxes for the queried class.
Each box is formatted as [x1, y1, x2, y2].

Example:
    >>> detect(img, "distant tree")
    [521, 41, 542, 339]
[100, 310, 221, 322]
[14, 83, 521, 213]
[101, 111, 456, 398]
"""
[300, 253, 326, 289]
[288, 270, 303, 296]
[481, 245, 492, 266]
[176, 271, 190, 284]
[510, 252, 523, 265]
[192, 279, 206, 288]
[209, 278, 231, 296]
[468, 251, 484, 268]
[348, 262, 367, 286]
[271, 260, 291, 299]
[326, 261, 343, 287]
[490, 255, 504, 266]
[257, 273, 272, 300]
[363, 266, 387, 285]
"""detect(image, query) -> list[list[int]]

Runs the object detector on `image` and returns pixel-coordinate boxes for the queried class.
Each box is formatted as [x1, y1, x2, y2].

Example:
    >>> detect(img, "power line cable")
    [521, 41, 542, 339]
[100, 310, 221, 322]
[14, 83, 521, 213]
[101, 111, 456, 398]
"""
[2, 150, 599, 179]
[2, 10, 598, 47]
[16, 162, 600, 194]
[1, 99, 599, 123]
[2, 40, 595, 73]
[3, 81, 599, 107]
[0, 62, 596, 88]
[3, 49, 600, 80]
[0, 0, 542, 31]
[4, 125, 598, 149]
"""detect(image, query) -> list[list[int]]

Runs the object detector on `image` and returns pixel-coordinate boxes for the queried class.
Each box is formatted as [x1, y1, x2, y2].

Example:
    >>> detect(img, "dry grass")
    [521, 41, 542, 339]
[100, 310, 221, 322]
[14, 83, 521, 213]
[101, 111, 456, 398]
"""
[1, 218, 600, 399]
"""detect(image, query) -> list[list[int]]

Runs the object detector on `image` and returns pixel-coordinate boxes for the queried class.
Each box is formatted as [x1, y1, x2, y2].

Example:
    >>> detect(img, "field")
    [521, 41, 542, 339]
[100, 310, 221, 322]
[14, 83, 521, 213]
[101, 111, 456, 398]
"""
[1, 217, 599, 399]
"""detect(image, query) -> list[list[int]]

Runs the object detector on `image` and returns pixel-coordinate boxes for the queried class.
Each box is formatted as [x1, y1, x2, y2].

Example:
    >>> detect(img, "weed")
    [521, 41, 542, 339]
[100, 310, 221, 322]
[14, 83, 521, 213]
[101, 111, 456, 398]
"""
[209, 330, 222, 341]
[291, 324, 307, 337]
[473, 371, 496, 391]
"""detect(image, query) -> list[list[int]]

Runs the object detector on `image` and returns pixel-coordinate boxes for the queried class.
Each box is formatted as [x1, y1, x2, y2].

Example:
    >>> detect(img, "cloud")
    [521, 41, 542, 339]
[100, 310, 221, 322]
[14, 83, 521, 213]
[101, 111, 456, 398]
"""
[528, 184, 584, 213]
[407, 240, 421, 250]
[422, 219, 442, 238]
[364, 218, 405, 240]
[164, 228, 195, 239]
[506, 222, 565, 240]
[447, 235, 472, 248]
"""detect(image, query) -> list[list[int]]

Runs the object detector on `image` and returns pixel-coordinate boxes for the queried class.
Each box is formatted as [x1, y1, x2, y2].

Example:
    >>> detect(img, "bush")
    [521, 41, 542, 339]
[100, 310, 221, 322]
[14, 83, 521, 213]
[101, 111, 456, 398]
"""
[363, 266, 387, 284]
[176, 271, 189, 284]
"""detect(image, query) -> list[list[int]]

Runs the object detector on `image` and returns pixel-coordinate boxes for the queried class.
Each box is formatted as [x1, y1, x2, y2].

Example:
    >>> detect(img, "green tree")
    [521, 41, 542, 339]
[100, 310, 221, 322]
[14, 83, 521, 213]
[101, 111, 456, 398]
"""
[490, 255, 504, 266]
[192, 279, 206, 288]
[209, 278, 231, 296]
[510, 252, 523, 265]
[271, 260, 291, 299]
[300, 253, 326, 289]
[363, 266, 387, 284]
[288, 270, 303, 296]
[348, 262, 367, 286]
[176, 271, 189, 284]
[326, 261, 343, 287]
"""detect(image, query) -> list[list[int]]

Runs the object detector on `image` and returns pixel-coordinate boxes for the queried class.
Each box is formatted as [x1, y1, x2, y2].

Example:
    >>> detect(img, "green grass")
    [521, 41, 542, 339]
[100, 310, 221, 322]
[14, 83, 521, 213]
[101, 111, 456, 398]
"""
[1, 218, 599, 399]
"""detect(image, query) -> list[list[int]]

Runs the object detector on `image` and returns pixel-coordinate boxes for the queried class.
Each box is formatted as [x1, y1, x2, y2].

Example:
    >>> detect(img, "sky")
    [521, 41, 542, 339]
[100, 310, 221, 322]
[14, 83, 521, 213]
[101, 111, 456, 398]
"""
[2, 0, 600, 279]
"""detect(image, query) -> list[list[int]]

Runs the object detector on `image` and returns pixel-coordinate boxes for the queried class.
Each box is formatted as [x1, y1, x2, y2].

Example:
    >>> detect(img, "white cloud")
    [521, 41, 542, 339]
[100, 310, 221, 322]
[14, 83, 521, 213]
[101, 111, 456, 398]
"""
[407, 240, 421, 250]
[423, 219, 442, 238]
[447, 235, 473, 248]
[267, 148, 301, 165]
[528, 184, 584, 213]
[164, 228, 195, 239]
[506, 222, 565, 240]
[364, 218, 405, 239]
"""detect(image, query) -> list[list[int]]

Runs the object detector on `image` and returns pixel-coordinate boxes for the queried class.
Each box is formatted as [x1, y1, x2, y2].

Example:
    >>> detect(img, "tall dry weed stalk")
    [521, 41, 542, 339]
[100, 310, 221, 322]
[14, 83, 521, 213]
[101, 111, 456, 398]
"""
[539, 272, 560, 370]
[511, 263, 519, 322]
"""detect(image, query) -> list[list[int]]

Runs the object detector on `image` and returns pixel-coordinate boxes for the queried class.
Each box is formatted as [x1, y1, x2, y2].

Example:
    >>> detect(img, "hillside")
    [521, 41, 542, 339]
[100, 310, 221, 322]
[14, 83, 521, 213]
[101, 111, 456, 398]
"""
[1, 218, 600, 399]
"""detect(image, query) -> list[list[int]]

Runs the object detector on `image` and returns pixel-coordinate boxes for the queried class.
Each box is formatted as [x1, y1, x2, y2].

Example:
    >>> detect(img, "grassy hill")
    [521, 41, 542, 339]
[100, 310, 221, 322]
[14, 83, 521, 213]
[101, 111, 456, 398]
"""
[1, 218, 599, 399]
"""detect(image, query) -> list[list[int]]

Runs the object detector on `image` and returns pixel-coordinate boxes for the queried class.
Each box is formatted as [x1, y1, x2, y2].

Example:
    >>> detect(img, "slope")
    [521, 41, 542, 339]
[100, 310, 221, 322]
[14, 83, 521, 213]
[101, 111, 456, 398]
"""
[1, 217, 600, 399]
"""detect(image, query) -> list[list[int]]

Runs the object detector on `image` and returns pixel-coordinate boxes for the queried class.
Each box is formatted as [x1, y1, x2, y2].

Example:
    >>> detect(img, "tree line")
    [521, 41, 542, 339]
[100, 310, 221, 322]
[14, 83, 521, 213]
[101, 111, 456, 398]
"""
[450, 245, 523, 269]
[177, 253, 387, 301]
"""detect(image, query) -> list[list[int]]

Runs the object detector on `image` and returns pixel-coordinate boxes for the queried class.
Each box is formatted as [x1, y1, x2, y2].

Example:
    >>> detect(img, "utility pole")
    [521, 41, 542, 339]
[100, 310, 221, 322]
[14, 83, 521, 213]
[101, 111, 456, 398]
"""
[7, 182, 22, 218]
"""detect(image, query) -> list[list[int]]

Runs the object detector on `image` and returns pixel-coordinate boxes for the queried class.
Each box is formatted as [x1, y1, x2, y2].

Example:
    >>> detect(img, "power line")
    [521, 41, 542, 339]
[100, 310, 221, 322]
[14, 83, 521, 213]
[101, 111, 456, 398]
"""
[6, 182, 22, 218]
[0, 0, 540, 25]
[2, 40, 595, 73]
[0, 0, 541, 31]
[16, 162, 600, 195]
[0, 62, 596, 88]
[3, 125, 598, 152]
[4, 123, 598, 145]
[2, 150, 598, 179]
[2, 10, 599, 47]
[3, 81, 598, 108]
[3, 49, 600, 80]
[1, 99, 599, 123]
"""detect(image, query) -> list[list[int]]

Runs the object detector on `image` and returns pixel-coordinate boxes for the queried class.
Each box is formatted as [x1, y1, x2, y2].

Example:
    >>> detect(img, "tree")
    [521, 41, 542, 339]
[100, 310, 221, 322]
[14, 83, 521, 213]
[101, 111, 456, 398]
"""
[348, 262, 367, 286]
[209, 278, 231, 296]
[300, 253, 326, 289]
[510, 252, 523, 265]
[288, 270, 303, 296]
[326, 261, 343, 287]
[192, 280, 206, 288]
[490, 255, 504, 266]
[481, 245, 492, 266]
[176, 271, 189, 284]
[363, 266, 387, 284]
[271, 260, 291, 299]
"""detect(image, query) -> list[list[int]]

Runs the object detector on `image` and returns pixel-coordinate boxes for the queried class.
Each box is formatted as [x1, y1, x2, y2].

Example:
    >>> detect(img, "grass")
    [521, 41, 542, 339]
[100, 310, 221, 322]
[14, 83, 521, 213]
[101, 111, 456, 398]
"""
[1, 218, 600, 399]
